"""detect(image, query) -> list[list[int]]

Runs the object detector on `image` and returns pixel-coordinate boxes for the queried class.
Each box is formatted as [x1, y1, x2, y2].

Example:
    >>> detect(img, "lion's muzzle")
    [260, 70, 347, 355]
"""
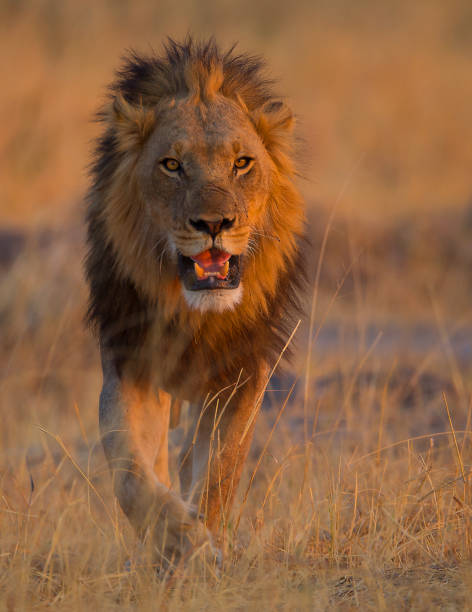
[188, 216, 236, 238]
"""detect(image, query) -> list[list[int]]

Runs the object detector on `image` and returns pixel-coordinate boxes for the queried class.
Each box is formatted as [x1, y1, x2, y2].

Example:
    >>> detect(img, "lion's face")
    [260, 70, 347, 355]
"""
[98, 47, 302, 323]
[137, 96, 274, 312]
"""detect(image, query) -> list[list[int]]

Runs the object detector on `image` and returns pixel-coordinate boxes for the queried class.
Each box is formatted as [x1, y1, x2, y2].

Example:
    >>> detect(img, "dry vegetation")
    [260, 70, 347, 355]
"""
[1, 0, 472, 609]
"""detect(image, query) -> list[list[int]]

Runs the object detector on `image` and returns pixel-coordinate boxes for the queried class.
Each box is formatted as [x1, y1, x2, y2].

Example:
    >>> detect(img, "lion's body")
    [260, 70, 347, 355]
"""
[85, 38, 305, 566]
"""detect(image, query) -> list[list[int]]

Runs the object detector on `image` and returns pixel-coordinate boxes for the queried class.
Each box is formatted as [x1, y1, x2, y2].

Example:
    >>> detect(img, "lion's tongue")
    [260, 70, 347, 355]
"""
[191, 248, 231, 272]
[191, 248, 231, 279]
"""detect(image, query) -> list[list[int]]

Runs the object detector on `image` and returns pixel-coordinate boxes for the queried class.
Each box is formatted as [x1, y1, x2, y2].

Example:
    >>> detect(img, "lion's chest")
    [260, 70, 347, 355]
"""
[143, 318, 238, 401]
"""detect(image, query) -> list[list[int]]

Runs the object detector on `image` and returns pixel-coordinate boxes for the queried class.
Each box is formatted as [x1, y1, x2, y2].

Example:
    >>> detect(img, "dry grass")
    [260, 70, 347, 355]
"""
[1, 0, 472, 609]
[1, 212, 472, 609]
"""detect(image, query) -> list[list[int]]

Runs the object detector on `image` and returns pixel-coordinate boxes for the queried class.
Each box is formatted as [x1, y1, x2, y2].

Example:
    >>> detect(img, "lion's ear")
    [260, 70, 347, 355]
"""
[253, 100, 294, 137]
[252, 101, 295, 170]
[109, 93, 156, 151]
[260, 100, 294, 128]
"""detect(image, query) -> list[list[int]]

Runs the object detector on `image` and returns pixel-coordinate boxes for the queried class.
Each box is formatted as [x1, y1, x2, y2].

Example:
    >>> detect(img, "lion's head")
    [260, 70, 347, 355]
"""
[89, 38, 304, 324]
[136, 89, 278, 313]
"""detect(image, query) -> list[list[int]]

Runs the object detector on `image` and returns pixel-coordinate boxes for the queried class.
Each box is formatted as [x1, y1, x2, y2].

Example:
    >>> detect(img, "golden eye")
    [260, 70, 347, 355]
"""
[161, 158, 181, 172]
[234, 156, 253, 170]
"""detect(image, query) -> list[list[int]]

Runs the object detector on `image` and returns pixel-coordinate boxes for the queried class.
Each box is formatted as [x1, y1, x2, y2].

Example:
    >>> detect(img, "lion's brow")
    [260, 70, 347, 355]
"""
[173, 142, 183, 156]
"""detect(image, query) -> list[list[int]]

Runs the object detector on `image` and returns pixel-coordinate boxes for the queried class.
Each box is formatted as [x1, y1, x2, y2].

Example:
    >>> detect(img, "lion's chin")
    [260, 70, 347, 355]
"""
[182, 285, 243, 313]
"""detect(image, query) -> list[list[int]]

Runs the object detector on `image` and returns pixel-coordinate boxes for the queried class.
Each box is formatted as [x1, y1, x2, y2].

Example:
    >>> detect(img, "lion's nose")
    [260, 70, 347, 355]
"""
[189, 216, 235, 237]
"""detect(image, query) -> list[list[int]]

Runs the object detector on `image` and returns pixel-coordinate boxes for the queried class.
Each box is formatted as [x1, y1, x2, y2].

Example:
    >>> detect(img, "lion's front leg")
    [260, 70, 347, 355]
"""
[180, 369, 268, 537]
[99, 358, 217, 567]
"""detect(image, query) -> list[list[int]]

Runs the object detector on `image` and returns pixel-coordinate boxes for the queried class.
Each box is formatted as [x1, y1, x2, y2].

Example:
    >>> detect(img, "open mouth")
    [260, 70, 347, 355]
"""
[177, 248, 241, 291]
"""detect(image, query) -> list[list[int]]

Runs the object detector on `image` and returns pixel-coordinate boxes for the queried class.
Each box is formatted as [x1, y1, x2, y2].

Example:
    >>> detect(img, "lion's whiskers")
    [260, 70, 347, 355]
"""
[249, 227, 280, 242]
[149, 236, 170, 275]
[158, 245, 169, 275]
[246, 237, 258, 257]
[150, 235, 168, 255]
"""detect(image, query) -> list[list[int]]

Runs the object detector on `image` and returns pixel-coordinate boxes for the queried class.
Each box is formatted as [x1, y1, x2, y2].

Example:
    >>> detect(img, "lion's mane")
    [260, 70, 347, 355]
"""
[85, 37, 305, 393]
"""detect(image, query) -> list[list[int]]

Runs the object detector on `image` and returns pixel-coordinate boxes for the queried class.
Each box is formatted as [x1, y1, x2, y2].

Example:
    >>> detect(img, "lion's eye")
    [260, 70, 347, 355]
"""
[161, 158, 181, 172]
[234, 156, 253, 171]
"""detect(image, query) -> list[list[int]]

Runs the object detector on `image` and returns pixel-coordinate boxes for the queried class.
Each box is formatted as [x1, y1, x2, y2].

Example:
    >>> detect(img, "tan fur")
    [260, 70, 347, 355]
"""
[86, 39, 305, 568]
[99, 61, 303, 335]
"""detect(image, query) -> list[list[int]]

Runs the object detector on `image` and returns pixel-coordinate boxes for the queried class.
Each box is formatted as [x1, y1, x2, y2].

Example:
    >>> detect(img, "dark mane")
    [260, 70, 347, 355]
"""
[85, 37, 306, 393]
[112, 36, 275, 109]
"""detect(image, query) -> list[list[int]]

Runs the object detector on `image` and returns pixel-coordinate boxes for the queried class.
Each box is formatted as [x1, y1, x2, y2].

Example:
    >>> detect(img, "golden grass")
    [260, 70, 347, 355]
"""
[1, 213, 472, 609]
[1, 0, 472, 608]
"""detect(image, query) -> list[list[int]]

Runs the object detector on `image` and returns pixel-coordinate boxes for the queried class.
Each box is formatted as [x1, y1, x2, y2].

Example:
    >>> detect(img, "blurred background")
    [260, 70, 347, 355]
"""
[1, 0, 472, 464]
[1, 2, 472, 605]
[2, 0, 472, 466]
[2, 0, 472, 225]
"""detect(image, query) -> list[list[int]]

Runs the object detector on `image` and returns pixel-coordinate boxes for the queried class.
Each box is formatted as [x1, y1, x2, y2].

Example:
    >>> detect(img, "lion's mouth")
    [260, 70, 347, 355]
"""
[177, 248, 241, 291]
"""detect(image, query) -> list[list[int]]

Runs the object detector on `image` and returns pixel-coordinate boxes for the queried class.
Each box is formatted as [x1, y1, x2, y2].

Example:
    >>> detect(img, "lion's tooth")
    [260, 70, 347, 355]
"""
[194, 260, 229, 280]
[194, 262, 206, 279]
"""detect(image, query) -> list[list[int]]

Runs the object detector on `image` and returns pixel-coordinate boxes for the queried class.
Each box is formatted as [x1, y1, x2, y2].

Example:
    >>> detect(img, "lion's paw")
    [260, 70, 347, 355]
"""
[151, 498, 221, 570]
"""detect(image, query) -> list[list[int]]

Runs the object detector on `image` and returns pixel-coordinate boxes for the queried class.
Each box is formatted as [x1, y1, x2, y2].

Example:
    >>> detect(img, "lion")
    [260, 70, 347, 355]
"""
[85, 37, 305, 567]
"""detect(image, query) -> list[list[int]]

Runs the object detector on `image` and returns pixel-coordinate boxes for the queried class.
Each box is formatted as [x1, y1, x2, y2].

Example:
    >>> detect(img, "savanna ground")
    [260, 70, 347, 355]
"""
[1, 1, 472, 609]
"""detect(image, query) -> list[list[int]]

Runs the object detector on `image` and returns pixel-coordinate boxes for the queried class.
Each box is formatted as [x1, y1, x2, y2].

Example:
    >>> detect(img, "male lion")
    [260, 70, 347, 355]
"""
[85, 38, 305, 566]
